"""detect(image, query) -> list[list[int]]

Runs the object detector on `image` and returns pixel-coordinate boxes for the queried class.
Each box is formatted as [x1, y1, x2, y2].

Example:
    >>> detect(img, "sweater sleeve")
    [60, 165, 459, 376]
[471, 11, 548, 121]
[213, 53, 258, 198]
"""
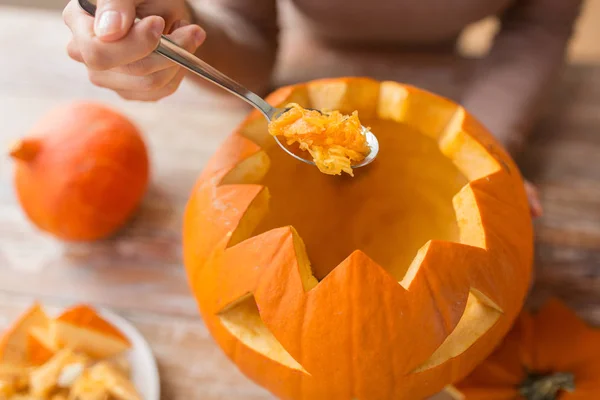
[460, 0, 583, 155]
[187, 0, 278, 94]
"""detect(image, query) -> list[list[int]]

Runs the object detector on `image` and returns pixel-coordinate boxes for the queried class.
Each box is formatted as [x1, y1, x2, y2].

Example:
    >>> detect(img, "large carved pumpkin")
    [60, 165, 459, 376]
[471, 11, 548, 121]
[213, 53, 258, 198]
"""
[183, 77, 534, 400]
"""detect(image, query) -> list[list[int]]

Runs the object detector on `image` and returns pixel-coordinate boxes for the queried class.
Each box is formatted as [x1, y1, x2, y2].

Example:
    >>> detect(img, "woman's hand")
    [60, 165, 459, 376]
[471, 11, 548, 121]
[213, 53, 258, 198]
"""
[63, 0, 205, 101]
[525, 180, 543, 219]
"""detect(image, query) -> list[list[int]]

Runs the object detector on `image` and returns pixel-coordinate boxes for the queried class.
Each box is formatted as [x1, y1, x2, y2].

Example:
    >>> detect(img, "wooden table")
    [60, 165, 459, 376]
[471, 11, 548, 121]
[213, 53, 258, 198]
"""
[1, 6, 599, 400]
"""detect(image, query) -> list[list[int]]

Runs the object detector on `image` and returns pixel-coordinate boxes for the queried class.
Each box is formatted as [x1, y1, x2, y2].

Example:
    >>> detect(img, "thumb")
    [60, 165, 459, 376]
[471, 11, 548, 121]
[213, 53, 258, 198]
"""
[94, 0, 137, 41]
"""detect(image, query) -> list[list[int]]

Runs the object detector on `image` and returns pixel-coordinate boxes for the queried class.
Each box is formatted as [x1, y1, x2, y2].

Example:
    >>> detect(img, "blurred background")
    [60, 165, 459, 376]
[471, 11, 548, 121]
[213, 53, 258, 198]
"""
[3, 0, 600, 63]
[1, 1, 598, 399]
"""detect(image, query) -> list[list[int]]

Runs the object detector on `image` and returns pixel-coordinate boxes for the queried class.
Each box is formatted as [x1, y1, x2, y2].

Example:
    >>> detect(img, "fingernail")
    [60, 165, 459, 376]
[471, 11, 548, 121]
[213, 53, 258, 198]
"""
[149, 18, 165, 39]
[95, 10, 122, 37]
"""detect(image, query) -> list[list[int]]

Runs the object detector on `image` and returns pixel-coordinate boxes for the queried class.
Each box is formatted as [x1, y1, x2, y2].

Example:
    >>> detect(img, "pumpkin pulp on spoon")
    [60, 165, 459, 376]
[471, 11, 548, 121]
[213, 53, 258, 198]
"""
[268, 103, 371, 176]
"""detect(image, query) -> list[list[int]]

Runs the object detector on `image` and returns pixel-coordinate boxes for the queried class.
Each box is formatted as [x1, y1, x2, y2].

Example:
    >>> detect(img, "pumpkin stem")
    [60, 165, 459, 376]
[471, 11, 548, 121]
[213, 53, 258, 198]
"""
[518, 372, 575, 400]
[9, 138, 41, 162]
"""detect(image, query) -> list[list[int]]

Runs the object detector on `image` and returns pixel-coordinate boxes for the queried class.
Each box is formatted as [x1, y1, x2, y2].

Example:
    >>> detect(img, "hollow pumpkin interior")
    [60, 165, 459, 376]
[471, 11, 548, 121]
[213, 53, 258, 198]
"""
[214, 82, 514, 379]
[253, 117, 468, 281]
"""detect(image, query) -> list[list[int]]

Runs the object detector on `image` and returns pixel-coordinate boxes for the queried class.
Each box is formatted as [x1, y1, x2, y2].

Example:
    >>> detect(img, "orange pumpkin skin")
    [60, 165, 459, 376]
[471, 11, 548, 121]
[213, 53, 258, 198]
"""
[56, 305, 130, 344]
[453, 299, 600, 400]
[183, 78, 534, 400]
[10, 102, 149, 241]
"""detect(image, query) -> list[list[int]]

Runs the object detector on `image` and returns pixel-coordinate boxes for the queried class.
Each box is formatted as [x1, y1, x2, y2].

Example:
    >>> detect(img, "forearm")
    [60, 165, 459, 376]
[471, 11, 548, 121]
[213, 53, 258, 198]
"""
[186, 0, 278, 95]
[462, 37, 566, 155]
[461, 0, 582, 155]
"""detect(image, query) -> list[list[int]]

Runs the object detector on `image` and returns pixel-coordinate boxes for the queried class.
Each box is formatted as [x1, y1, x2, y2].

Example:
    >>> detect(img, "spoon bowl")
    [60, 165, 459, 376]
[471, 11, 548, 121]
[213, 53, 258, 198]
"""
[78, 0, 379, 169]
[267, 106, 379, 169]
[272, 126, 379, 169]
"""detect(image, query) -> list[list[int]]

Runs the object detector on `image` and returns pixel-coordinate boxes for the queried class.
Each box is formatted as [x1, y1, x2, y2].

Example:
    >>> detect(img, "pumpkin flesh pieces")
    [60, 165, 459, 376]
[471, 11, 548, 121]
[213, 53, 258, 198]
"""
[268, 103, 370, 176]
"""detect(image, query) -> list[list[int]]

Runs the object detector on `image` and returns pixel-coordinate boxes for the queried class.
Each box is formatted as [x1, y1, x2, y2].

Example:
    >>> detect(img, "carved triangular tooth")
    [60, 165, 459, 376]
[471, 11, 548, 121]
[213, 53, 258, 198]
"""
[400, 240, 484, 288]
[400, 241, 431, 290]
[317, 249, 406, 294]
[413, 290, 502, 373]
[469, 288, 503, 313]
[453, 184, 487, 250]
[438, 112, 502, 182]
[302, 247, 448, 376]
[401, 240, 474, 332]
[377, 81, 409, 122]
[183, 182, 269, 289]
[220, 150, 270, 185]
[288, 226, 319, 292]
[468, 170, 530, 213]
[309, 78, 380, 118]
[457, 109, 514, 168]
[214, 227, 301, 313]
[453, 173, 533, 287]
[468, 174, 534, 275]
[399, 236, 508, 317]
[199, 133, 264, 183]
[219, 293, 309, 373]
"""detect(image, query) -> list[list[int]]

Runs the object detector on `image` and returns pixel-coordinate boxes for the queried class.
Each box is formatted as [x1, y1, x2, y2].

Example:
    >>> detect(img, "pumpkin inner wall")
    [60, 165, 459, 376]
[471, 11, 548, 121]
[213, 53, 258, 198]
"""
[253, 118, 468, 281]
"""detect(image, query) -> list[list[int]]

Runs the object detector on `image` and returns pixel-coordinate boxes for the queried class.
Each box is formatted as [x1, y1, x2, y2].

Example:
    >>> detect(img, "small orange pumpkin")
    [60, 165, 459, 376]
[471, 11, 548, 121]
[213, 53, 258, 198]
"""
[452, 299, 600, 400]
[9, 102, 149, 241]
[183, 77, 534, 399]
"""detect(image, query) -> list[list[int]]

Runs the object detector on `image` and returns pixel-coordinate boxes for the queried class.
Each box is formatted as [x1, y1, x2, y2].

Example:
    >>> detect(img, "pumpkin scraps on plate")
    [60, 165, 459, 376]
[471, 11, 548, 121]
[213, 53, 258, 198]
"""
[267, 103, 371, 176]
[0, 303, 142, 399]
[450, 298, 600, 400]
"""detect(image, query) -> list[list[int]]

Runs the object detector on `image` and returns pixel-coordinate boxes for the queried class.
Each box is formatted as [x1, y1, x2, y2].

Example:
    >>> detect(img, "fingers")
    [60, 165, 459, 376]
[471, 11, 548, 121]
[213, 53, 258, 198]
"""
[116, 69, 187, 101]
[66, 40, 83, 63]
[89, 66, 180, 91]
[68, 22, 204, 101]
[63, 0, 205, 102]
[525, 181, 544, 219]
[116, 23, 205, 76]
[64, 0, 165, 71]
[70, 22, 204, 73]
[85, 16, 164, 71]
[94, 0, 137, 41]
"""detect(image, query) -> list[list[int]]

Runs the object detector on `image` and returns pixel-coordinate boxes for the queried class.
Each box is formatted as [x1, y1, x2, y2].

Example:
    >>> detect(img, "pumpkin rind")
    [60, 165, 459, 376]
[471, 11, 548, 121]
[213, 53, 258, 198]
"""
[0, 303, 49, 366]
[183, 77, 533, 399]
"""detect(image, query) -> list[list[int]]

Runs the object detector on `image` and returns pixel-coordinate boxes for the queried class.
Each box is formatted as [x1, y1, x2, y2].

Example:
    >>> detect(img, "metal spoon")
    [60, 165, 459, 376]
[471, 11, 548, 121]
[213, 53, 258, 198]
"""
[77, 0, 379, 169]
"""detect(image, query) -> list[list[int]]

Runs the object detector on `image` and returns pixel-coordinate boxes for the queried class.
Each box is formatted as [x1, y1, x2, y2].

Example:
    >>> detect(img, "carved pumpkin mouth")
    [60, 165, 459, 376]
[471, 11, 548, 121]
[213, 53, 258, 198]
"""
[214, 89, 507, 373]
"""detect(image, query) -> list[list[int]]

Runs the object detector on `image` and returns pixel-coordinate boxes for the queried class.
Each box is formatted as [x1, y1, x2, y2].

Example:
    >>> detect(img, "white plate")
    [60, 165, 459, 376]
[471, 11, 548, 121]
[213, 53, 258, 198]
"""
[99, 308, 161, 400]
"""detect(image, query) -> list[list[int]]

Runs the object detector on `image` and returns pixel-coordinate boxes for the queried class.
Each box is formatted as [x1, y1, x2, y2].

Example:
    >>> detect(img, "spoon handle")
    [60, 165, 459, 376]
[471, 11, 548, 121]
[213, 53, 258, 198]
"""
[156, 37, 274, 115]
[77, 0, 276, 118]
